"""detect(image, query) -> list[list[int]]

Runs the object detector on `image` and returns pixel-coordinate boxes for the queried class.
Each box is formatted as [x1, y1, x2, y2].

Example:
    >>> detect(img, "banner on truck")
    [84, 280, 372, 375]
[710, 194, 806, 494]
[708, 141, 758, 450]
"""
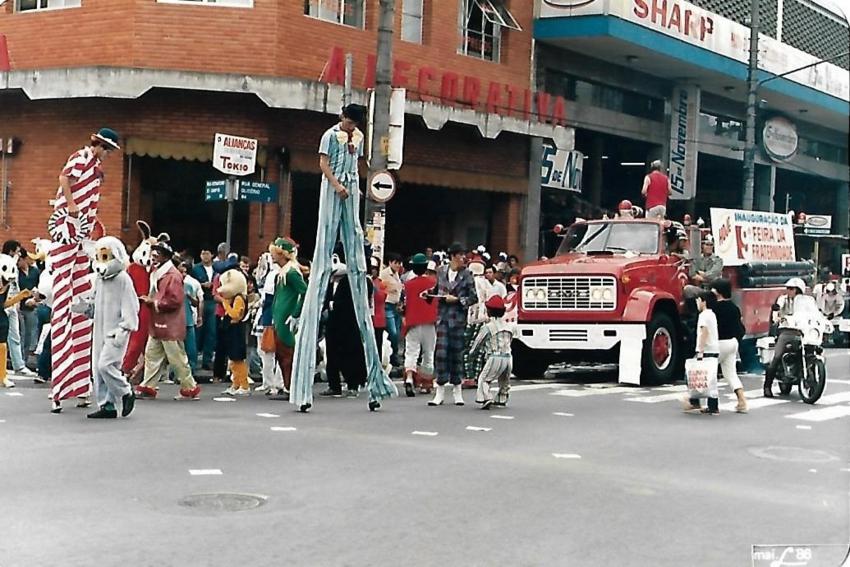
[711, 208, 796, 266]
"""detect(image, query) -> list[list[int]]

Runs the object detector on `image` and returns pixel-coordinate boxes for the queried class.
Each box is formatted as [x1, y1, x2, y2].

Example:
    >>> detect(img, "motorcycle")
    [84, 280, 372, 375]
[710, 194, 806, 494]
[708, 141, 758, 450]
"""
[756, 311, 830, 404]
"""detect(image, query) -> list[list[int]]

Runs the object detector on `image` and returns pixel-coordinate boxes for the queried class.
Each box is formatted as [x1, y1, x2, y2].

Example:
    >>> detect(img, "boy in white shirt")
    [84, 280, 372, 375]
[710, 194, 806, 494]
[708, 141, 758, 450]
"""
[684, 290, 721, 415]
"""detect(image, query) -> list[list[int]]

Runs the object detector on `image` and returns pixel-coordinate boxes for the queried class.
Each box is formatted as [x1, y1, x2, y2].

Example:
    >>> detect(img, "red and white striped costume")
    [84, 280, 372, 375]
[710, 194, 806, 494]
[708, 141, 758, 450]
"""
[49, 147, 102, 402]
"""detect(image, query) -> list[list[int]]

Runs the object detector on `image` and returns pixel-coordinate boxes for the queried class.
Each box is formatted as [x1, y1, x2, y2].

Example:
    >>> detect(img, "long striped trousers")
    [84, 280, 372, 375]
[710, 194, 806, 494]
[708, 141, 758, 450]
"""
[49, 242, 93, 401]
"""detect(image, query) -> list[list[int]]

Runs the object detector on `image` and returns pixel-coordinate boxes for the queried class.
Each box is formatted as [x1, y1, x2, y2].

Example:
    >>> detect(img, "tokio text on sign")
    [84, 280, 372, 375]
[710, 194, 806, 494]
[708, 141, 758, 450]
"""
[213, 133, 258, 176]
[711, 208, 796, 266]
[323, 47, 567, 126]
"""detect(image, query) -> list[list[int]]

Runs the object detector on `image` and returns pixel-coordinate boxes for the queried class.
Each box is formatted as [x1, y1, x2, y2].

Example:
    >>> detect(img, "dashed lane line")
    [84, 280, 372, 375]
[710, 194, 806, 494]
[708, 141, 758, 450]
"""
[189, 469, 223, 476]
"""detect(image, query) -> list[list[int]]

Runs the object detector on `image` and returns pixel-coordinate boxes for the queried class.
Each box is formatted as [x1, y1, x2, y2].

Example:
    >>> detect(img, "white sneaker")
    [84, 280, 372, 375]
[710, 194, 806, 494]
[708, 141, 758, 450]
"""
[254, 385, 270, 393]
[13, 367, 36, 377]
[221, 387, 237, 396]
[233, 388, 251, 396]
[452, 384, 465, 406]
[2, 378, 15, 388]
[247, 376, 256, 385]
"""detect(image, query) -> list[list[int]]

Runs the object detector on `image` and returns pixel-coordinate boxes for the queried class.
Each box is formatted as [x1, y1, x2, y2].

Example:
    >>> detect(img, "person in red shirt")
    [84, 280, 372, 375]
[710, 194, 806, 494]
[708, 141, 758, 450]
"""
[641, 160, 672, 219]
[401, 253, 438, 396]
[369, 256, 388, 361]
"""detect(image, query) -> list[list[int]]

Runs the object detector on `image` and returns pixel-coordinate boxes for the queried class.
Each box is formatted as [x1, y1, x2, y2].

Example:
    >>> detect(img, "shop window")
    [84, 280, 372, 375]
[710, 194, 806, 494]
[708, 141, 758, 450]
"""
[699, 112, 744, 141]
[546, 70, 664, 122]
[459, 0, 521, 62]
[16, 0, 81, 11]
[800, 137, 848, 165]
[402, 0, 424, 44]
[156, 0, 252, 5]
[304, 0, 365, 29]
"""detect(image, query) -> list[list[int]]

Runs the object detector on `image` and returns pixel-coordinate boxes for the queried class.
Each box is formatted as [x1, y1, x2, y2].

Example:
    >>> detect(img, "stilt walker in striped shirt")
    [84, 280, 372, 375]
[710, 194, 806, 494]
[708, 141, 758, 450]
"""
[48, 128, 121, 414]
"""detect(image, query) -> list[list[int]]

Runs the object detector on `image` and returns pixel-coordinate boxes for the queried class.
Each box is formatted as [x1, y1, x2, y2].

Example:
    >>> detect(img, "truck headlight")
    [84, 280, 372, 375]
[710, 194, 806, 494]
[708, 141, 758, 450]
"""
[524, 287, 546, 302]
[589, 287, 614, 302]
[805, 328, 821, 343]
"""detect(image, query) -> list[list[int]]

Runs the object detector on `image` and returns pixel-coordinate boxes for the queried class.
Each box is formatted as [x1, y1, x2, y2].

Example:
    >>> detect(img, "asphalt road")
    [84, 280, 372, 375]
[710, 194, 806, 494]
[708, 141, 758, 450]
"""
[1, 350, 848, 567]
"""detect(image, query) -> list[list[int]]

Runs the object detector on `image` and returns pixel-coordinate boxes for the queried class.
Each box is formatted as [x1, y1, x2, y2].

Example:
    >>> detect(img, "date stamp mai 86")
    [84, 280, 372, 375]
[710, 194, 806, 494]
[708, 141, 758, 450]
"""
[752, 544, 849, 567]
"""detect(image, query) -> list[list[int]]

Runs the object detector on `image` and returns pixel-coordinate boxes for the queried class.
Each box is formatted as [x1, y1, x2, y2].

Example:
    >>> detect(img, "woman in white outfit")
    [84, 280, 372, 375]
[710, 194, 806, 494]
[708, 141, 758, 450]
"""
[711, 279, 748, 413]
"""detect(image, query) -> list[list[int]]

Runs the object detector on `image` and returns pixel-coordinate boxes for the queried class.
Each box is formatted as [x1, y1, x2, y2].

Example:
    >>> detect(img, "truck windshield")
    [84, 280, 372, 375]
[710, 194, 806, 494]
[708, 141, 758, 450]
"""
[557, 222, 659, 255]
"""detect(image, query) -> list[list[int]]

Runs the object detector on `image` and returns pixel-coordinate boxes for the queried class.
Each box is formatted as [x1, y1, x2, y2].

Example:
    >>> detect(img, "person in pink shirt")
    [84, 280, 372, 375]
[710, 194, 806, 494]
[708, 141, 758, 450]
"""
[641, 160, 672, 220]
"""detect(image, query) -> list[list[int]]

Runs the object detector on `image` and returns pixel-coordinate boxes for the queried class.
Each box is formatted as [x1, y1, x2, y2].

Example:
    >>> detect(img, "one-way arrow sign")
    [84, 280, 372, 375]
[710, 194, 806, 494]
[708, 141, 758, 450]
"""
[368, 170, 396, 203]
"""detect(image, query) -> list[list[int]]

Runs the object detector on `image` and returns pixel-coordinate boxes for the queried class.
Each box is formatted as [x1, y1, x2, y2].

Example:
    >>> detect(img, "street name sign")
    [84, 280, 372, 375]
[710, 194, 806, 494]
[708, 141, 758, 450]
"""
[205, 180, 227, 201]
[238, 181, 278, 203]
[213, 133, 257, 176]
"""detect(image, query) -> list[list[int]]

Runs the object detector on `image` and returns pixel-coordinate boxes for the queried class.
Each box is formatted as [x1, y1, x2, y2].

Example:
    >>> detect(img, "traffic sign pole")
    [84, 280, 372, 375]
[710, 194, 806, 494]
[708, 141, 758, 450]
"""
[226, 177, 236, 250]
[365, 0, 395, 266]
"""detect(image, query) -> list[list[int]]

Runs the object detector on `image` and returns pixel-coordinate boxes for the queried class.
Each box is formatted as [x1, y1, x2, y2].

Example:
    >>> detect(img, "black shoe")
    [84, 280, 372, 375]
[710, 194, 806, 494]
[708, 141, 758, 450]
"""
[269, 392, 290, 401]
[763, 385, 774, 398]
[404, 382, 415, 397]
[299, 403, 312, 413]
[368, 400, 381, 412]
[319, 389, 342, 398]
[481, 400, 494, 410]
[121, 391, 136, 417]
[87, 407, 118, 419]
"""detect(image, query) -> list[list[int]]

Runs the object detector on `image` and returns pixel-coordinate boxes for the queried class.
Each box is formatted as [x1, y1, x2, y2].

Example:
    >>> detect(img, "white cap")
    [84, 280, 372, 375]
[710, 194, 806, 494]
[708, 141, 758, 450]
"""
[785, 277, 806, 293]
[426, 260, 437, 271]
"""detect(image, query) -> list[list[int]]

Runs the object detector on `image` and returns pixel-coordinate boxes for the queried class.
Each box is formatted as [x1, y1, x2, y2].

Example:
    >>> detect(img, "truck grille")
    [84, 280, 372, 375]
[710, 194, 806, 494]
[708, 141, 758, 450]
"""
[549, 329, 589, 342]
[522, 276, 617, 311]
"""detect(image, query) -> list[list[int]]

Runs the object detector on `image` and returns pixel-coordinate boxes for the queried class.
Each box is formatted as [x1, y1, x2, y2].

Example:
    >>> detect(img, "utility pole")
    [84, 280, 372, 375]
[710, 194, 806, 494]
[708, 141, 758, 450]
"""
[742, 0, 760, 210]
[365, 0, 395, 264]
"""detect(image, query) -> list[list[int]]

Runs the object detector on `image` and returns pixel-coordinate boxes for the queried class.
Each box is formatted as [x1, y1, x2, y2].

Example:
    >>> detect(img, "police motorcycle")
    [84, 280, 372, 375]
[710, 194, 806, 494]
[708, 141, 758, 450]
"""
[756, 286, 830, 404]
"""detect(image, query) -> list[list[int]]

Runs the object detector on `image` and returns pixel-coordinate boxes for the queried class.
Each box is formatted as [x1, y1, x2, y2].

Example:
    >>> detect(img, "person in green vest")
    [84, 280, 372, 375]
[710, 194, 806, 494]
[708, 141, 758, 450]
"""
[267, 237, 307, 402]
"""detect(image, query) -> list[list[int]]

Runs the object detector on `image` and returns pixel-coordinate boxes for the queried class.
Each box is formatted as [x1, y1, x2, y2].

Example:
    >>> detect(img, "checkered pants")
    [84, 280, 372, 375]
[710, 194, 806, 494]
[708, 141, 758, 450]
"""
[435, 321, 465, 385]
[463, 323, 485, 380]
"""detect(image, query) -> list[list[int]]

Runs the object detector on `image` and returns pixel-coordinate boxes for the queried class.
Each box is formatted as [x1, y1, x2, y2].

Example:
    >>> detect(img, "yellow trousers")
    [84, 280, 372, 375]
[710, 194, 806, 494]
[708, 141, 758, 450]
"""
[230, 360, 248, 390]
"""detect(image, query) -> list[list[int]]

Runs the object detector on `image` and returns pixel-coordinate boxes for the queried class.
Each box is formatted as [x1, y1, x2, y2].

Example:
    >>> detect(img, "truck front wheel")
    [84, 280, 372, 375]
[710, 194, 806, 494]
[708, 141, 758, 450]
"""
[641, 313, 681, 385]
[511, 342, 552, 379]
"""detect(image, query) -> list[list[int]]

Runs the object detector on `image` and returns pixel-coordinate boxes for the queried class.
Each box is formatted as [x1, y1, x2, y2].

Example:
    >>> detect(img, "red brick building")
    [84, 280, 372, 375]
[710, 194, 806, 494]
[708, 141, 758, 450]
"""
[0, 0, 571, 260]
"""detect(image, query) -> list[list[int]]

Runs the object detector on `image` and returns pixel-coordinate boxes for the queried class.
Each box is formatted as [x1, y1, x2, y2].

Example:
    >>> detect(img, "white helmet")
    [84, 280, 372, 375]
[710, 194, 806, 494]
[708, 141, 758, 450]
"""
[784, 277, 806, 293]
[825, 282, 836, 293]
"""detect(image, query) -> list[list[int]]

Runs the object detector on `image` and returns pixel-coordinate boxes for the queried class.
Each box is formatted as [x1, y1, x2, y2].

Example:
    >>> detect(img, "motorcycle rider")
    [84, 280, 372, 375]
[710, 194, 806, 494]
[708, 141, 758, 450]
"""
[764, 277, 818, 398]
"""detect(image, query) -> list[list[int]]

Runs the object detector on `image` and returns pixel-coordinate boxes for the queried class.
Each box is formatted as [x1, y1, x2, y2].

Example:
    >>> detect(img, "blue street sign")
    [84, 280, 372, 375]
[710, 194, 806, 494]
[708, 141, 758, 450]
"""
[238, 181, 278, 203]
[205, 180, 227, 201]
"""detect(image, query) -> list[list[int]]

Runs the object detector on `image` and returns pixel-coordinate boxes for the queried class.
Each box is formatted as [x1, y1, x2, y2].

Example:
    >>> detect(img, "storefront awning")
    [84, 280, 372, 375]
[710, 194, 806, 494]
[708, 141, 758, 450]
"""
[125, 137, 268, 166]
[289, 151, 526, 194]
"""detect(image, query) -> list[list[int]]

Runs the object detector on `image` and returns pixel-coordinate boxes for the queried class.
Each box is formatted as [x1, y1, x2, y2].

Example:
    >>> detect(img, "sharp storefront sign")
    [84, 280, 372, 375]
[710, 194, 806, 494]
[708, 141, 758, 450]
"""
[668, 84, 699, 200]
[539, 0, 849, 102]
[761, 116, 799, 162]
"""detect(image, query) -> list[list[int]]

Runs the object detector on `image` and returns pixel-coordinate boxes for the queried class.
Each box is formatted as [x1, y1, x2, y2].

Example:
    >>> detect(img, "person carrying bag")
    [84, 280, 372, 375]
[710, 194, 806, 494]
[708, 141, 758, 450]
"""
[683, 290, 721, 415]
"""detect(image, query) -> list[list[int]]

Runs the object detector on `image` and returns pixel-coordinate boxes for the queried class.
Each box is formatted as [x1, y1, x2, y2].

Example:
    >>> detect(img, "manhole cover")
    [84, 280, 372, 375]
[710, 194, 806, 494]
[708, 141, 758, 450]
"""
[748, 446, 839, 464]
[179, 493, 268, 513]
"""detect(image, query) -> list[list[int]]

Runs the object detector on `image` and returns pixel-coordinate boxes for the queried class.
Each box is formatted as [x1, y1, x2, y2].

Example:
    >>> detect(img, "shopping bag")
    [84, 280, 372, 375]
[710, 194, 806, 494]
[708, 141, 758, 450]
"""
[260, 327, 277, 353]
[685, 357, 715, 397]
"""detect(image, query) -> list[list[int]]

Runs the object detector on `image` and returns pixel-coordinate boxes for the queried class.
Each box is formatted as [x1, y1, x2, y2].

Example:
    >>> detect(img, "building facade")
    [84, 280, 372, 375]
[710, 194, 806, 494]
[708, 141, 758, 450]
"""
[0, 0, 572, 261]
[533, 0, 849, 269]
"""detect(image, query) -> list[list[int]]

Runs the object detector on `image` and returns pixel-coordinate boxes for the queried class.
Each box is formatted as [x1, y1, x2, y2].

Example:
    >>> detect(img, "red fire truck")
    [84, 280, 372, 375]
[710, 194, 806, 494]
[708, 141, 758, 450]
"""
[511, 210, 815, 384]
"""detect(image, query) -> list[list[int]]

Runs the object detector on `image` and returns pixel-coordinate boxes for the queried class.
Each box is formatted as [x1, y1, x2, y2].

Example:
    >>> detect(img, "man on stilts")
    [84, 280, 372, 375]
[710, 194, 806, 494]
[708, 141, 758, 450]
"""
[48, 128, 120, 414]
[290, 104, 397, 412]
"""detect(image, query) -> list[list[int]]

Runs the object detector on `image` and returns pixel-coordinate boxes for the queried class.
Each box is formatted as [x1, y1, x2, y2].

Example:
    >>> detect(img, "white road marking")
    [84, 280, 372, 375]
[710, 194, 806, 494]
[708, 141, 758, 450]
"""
[719, 397, 788, 412]
[5, 392, 23, 397]
[786, 405, 850, 422]
[270, 426, 297, 432]
[212, 397, 235, 402]
[256, 413, 280, 418]
[412, 431, 439, 436]
[625, 392, 689, 403]
[808, 469, 817, 473]
[551, 386, 645, 398]
[189, 469, 222, 476]
[552, 453, 582, 459]
[490, 415, 515, 420]
[0, 419, 5, 423]
[466, 426, 492, 432]
[655, 385, 689, 392]
[795, 425, 813, 430]
[552, 412, 574, 417]
[509, 384, 569, 392]
[828, 379, 850, 385]
[840, 468, 850, 473]
[816, 392, 850, 405]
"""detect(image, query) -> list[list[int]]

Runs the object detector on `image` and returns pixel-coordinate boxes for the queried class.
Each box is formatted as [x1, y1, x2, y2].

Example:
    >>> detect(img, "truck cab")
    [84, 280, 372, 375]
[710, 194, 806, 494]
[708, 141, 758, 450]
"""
[513, 217, 688, 385]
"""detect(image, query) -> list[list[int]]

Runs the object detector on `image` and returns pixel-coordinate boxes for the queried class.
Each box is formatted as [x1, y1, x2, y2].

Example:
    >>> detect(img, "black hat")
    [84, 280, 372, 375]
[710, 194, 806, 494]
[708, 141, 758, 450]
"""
[447, 242, 466, 256]
[92, 127, 121, 150]
[341, 104, 366, 125]
[151, 241, 174, 257]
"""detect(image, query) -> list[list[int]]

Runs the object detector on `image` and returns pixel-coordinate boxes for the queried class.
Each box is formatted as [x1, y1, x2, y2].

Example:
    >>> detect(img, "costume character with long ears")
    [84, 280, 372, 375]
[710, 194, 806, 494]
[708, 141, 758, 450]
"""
[217, 268, 251, 396]
[85, 236, 139, 418]
[122, 221, 169, 380]
[290, 105, 397, 412]
[0, 255, 33, 388]
[48, 127, 120, 407]
[135, 240, 200, 401]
